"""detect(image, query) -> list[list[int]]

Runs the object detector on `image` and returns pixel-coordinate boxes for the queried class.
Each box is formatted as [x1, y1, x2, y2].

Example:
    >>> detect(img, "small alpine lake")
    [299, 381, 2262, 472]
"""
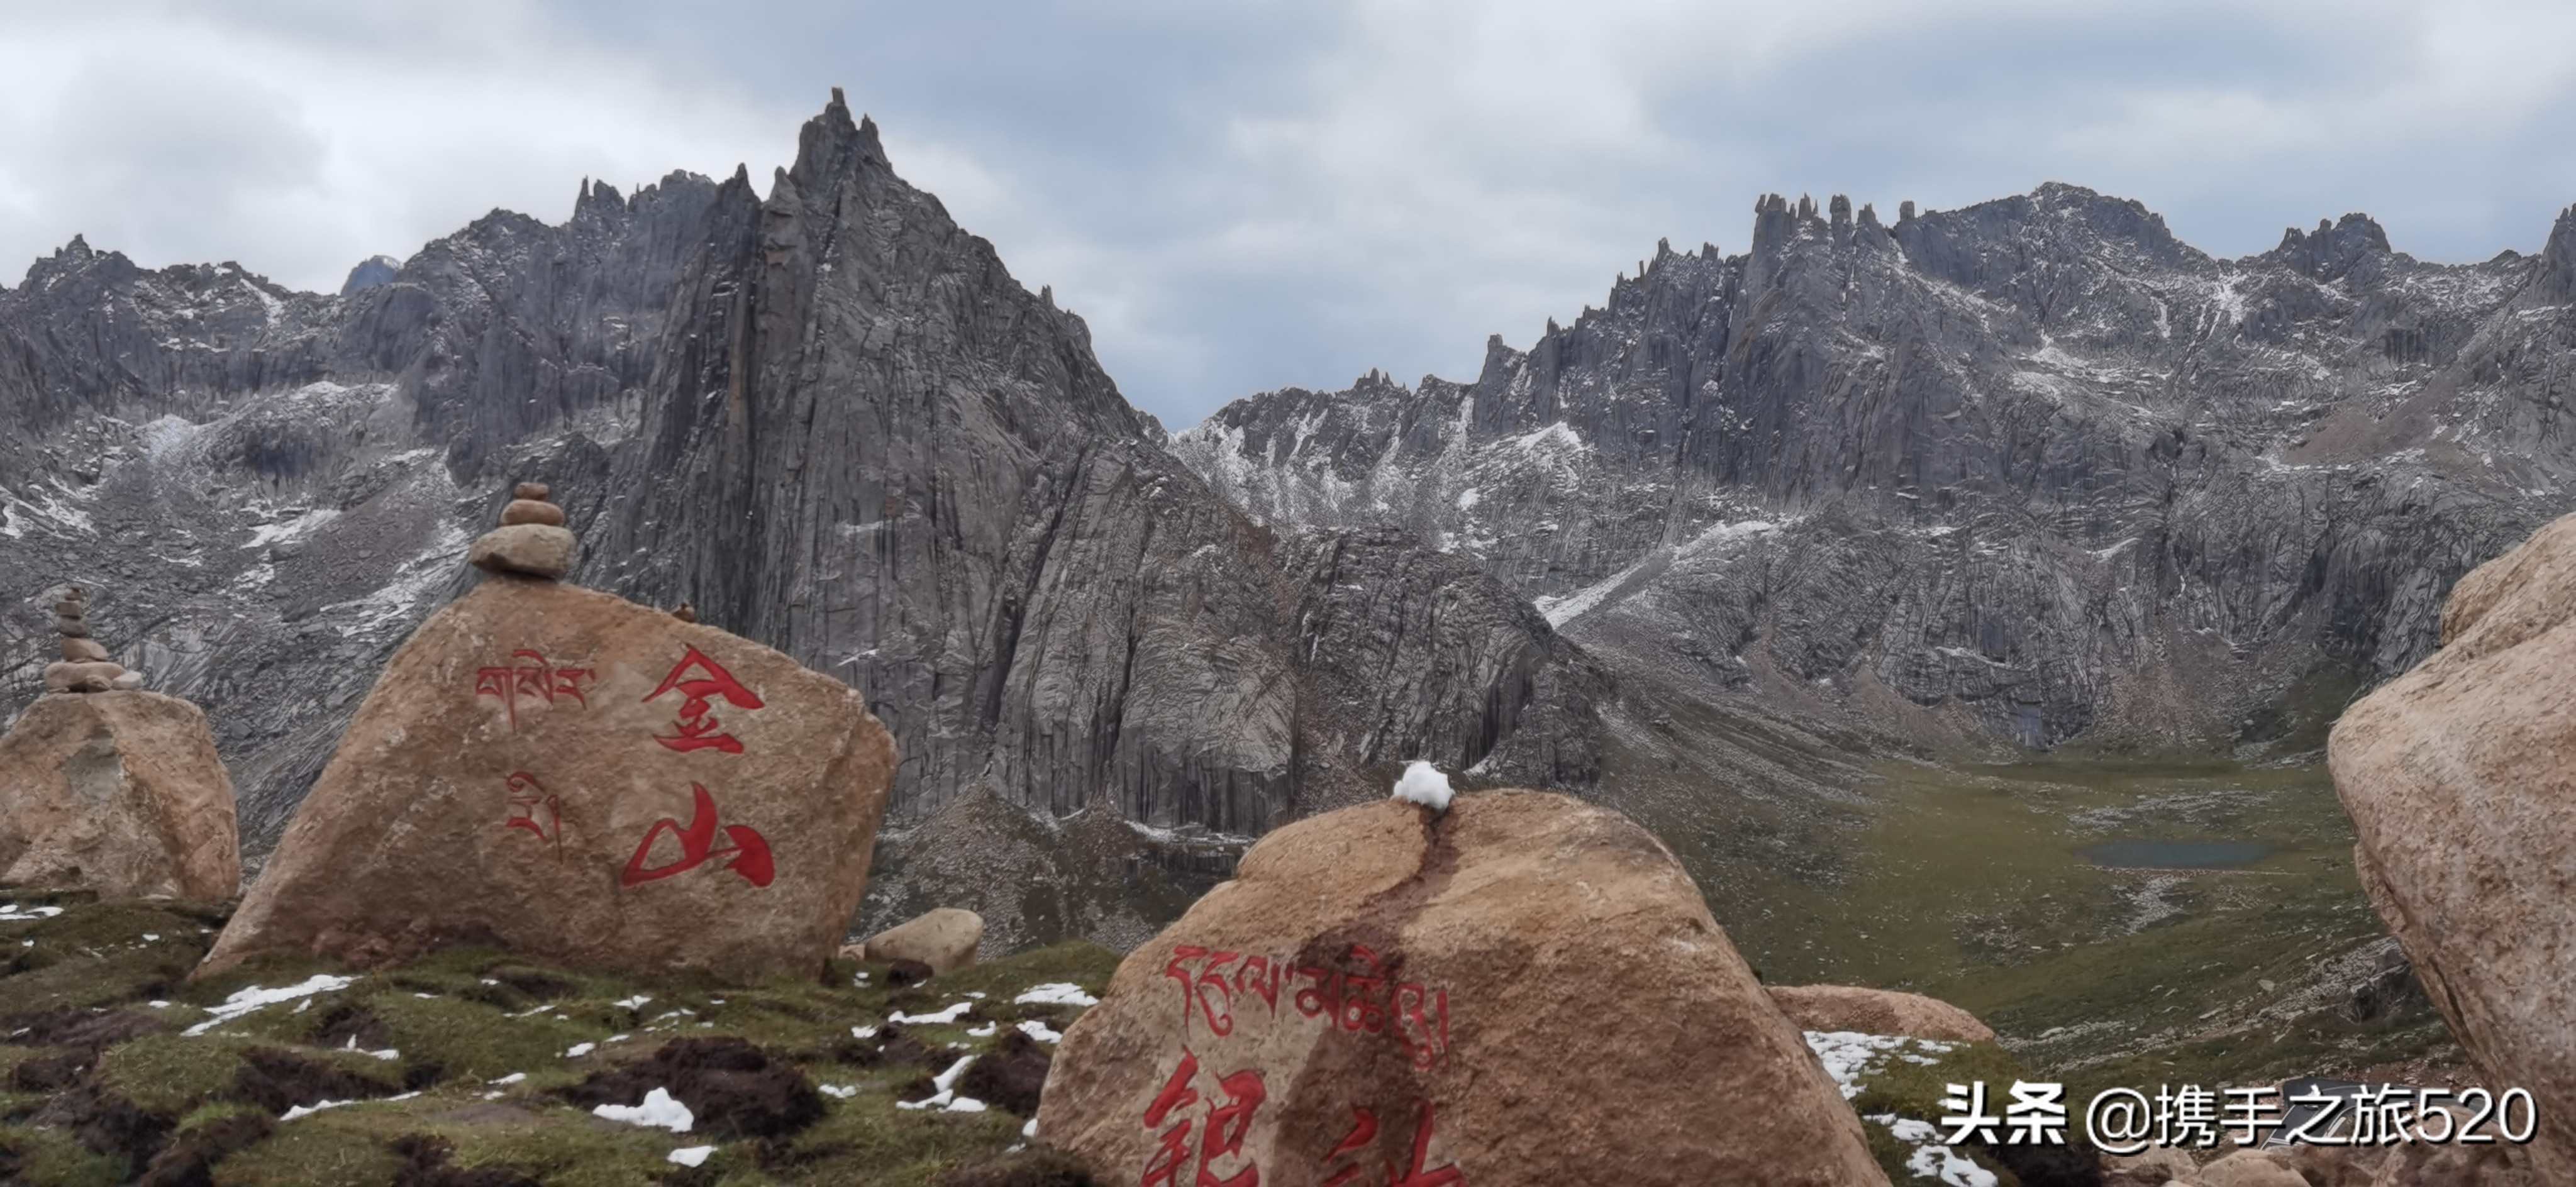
[1628, 752, 2452, 1097]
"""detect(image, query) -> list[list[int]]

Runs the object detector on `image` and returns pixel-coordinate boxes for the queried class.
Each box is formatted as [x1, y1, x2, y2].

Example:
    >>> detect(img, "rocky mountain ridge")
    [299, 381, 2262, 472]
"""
[0, 94, 1601, 947]
[1177, 185, 2576, 754]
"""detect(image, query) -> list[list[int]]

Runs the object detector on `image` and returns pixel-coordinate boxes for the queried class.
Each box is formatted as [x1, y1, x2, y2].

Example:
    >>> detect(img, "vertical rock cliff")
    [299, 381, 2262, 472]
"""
[0, 94, 1603, 932]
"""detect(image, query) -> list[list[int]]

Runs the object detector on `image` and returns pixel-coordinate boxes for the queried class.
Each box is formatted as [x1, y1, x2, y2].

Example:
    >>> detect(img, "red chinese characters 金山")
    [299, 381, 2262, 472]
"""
[1321, 1101, 1465, 1187]
[501, 771, 564, 859]
[474, 649, 592, 730]
[620, 783, 774, 888]
[645, 646, 765, 754]
[1139, 1050, 1267, 1187]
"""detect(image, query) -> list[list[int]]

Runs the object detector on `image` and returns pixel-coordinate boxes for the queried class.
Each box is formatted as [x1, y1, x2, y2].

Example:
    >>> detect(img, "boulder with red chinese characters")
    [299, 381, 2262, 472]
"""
[0, 687, 241, 901]
[2329, 510, 2576, 1187]
[198, 576, 896, 979]
[1035, 789, 1890, 1187]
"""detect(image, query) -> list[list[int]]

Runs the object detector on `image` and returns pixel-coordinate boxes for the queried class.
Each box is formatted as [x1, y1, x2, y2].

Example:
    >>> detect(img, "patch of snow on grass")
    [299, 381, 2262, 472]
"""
[1802, 1030, 1955, 1100]
[184, 974, 357, 1036]
[897, 1056, 979, 1112]
[1873, 1115, 1997, 1187]
[595, 1087, 694, 1132]
[668, 1146, 716, 1167]
[889, 1002, 973, 1025]
[1015, 983, 1098, 1007]
[1017, 1020, 1062, 1043]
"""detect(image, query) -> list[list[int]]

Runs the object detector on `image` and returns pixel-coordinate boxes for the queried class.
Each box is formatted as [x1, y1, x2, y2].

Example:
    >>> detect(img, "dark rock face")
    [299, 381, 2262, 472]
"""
[1176, 184, 2576, 753]
[338, 255, 400, 297]
[0, 93, 1601, 921]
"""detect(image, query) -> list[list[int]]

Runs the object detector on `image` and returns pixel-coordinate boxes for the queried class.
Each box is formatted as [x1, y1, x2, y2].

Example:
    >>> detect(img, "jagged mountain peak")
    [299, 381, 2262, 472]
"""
[2263, 212, 2396, 282]
[784, 86, 890, 198]
[1179, 179, 2576, 754]
[2542, 202, 2576, 300]
[0, 96, 1604, 941]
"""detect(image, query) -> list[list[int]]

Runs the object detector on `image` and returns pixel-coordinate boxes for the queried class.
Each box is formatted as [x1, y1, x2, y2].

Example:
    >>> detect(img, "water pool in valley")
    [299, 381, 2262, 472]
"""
[1661, 755, 2449, 1091]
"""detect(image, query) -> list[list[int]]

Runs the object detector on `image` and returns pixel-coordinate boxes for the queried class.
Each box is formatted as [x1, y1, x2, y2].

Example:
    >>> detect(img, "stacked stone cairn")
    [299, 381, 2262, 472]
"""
[42, 586, 142, 693]
[468, 482, 576, 580]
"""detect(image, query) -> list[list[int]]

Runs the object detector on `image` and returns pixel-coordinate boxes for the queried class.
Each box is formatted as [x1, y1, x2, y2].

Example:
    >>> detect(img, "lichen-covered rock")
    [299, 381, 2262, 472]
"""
[201, 577, 895, 978]
[1036, 790, 1887, 1186]
[0, 691, 239, 900]
[1767, 984, 1997, 1044]
[2329, 511, 2576, 1185]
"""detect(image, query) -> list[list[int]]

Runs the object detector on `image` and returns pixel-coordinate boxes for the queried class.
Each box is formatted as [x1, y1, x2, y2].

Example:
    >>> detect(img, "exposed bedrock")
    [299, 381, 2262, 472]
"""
[1177, 188, 2576, 752]
[0, 93, 1601, 896]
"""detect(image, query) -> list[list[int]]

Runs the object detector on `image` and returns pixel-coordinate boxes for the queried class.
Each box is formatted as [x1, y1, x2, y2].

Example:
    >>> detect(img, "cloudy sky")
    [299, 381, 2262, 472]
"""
[3, 1, 2573, 426]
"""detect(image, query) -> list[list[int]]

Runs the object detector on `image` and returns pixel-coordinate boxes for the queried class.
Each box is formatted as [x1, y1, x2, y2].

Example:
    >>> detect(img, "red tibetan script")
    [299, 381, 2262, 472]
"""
[501, 771, 564, 859]
[1163, 944, 1452, 1071]
[1321, 1101, 1465, 1187]
[475, 649, 592, 730]
[1139, 1051, 1267, 1187]
[645, 646, 764, 754]
[621, 783, 774, 888]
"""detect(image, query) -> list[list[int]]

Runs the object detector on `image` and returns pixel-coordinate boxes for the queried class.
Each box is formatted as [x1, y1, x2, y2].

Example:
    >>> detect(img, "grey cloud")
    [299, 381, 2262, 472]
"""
[4, 1, 2574, 428]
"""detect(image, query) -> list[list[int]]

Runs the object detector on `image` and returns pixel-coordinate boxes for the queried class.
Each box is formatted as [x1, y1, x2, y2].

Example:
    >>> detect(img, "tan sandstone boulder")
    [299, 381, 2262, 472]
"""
[862, 907, 983, 975]
[2329, 511, 2576, 1184]
[1766, 983, 1998, 1043]
[2193, 1149, 2306, 1187]
[2367, 1140, 2533, 1187]
[0, 691, 240, 900]
[2103, 1144, 2200, 1186]
[200, 576, 896, 978]
[1035, 790, 1889, 1187]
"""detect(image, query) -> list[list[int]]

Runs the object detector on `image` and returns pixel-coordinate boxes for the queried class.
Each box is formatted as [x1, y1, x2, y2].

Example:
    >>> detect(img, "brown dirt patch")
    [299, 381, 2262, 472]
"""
[232, 1046, 400, 1113]
[137, 1111, 275, 1187]
[391, 1134, 543, 1187]
[31, 1085, 175, 1178]
[957, 1030, 1051, 1118]
[555, 1037, 823, 1139]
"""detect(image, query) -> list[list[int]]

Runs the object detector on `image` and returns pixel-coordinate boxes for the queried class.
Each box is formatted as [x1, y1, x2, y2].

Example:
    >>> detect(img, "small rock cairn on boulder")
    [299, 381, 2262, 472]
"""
[42, 586, 143, 693]
[470, 482, 576, 579]
[0, 585, 240, 900]
[860, 907, 984, 976]
[2329, 510, 2576, 1185]
[1036, 789, 1889, 1186]
[201, 483, 899, 980]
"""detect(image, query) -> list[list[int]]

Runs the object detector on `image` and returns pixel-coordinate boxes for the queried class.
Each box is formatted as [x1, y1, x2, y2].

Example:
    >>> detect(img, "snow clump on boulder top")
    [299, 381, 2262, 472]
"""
[1391, 760, 1454, 810]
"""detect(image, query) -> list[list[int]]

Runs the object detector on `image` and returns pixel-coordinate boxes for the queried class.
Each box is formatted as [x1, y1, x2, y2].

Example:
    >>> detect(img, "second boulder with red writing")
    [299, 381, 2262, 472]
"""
[201, 489, 897, 979]
[1035, 790, 1890, 1186]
